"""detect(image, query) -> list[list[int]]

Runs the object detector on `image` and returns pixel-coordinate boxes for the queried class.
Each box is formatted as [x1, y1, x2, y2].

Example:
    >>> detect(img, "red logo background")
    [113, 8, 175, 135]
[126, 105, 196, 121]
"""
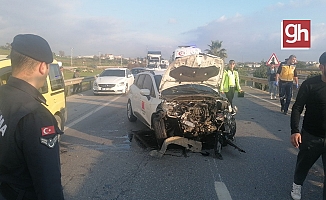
[282, 20, 311, 49]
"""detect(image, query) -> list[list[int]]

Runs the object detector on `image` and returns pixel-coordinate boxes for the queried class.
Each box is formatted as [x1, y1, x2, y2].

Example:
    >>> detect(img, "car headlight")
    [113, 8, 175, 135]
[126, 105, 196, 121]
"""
[117, 82, 125, 87]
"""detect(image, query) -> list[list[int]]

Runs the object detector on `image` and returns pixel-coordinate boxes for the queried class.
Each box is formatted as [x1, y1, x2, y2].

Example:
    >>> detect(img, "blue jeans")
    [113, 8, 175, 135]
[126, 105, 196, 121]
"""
[279, 81, 292, 112]
[268, 81, 277, 97]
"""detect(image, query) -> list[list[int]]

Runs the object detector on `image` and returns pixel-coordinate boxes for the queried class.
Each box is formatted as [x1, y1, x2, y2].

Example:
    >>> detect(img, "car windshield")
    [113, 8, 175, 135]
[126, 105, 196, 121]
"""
[131, 68, 146, 75]
[154, 75, 162, 90]
[100, 69, 125, 77]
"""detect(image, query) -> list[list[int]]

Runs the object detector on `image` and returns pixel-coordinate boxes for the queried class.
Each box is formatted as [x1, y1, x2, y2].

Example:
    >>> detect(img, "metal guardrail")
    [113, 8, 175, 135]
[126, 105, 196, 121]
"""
[64, 76, 95, 96]
[64, 75, 267, 97]
[65, 74, 305, 97]
[240, 76, 268, 89]
[239, 75, 302, 99]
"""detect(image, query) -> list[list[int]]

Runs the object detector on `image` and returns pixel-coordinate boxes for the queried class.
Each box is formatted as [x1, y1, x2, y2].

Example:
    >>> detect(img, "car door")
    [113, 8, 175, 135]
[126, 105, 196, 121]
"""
[140, 74, 161, 128]
[131, 74, 145, 118]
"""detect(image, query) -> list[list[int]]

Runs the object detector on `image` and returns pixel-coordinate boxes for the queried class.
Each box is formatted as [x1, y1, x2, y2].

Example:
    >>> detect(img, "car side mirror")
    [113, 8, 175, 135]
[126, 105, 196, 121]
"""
[140, 89, 151, 100]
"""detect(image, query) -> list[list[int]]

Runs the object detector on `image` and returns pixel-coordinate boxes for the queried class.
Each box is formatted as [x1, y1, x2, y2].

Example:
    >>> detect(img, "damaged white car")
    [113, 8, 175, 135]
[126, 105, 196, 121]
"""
[127, 53, 245, 159]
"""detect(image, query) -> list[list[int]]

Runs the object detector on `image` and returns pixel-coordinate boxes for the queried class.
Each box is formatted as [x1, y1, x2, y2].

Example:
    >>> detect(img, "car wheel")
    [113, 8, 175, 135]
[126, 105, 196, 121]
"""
[152, 110, 168, 148]
[127, 100, 137, 122]
[54, 115, 63, 142]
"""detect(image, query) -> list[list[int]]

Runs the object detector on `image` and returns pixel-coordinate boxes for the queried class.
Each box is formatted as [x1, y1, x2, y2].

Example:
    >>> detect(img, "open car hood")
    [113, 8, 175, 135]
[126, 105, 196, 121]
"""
[159, 53, 224, 99]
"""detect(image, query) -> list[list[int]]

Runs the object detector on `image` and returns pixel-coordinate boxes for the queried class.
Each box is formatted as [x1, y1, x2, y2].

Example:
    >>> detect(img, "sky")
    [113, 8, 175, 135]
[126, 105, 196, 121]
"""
[1, 0, 326, 62]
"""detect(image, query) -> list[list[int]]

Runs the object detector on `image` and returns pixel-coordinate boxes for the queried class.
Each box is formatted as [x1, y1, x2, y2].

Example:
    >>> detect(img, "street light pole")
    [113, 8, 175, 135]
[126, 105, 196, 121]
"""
[120, 55, 122, 67]
[99, 51, 101, 65]
[70, 48, 73, 67]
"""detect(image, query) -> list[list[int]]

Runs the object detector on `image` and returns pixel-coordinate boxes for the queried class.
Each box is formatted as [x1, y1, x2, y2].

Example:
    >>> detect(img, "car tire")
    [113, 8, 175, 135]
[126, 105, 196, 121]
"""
[127, 100, 137, 122]
[152, 110, 168, 148]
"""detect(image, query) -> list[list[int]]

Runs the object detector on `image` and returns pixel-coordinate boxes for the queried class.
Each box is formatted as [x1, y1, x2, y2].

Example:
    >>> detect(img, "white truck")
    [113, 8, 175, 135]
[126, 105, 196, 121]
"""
[172, 46, 202, 61]
[147, 51, 162, 69]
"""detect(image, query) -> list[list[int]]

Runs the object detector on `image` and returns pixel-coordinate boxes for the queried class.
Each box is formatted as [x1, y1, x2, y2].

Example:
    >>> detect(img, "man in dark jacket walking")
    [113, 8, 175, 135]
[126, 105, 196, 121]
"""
[290, 52, 326, 200]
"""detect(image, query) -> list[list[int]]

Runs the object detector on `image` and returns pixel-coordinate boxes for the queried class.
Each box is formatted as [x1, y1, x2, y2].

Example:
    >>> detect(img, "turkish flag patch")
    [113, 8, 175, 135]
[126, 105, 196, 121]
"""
[41, 126, 55, 136]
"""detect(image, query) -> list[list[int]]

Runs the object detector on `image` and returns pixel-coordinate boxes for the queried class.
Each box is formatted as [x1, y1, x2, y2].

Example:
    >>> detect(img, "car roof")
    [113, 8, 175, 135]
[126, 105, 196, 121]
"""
[104, 67, 128, 70]
[136, 71, 163, 76]
[131, 67, 146, 70]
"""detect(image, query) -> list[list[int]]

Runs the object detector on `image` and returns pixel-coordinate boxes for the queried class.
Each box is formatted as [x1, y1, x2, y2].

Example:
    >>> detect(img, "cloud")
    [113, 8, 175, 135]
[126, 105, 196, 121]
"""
[1, 0, 325, 61]
[178, 8, 326, 62]
[217, 15, 227, 22]
[168, 18, 177, 24]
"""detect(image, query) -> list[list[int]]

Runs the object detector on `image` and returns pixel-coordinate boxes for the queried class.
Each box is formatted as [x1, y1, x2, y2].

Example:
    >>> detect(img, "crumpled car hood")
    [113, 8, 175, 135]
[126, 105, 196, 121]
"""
[159, 53, 224, 100]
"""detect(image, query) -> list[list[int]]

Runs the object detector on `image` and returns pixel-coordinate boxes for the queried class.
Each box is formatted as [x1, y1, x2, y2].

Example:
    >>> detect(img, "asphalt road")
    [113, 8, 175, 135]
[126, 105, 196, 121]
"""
[59, 87, 324, 200]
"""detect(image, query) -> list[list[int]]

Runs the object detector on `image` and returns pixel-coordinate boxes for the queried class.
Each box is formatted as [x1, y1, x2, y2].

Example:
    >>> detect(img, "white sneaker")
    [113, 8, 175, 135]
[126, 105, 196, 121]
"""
[270, 94, 273, 99]
[291, 182, 301, 200]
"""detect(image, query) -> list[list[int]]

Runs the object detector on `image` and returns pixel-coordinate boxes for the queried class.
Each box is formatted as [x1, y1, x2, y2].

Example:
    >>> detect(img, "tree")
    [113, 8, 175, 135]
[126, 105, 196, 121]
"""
[205, 40, 227, 60]
[59, 51, 65, 57]
[252, 60, 269, 91]
[295, 61, 307, 69]
[253, 60, 268, 78]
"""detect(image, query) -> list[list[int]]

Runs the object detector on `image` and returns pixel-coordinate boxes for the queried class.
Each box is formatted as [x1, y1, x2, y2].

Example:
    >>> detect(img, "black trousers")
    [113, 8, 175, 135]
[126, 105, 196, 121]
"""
[293, 129, 326, 199]
[73, 83, 81, 93]
[225, 87, 235, 106]
[279, 81, 293, 112]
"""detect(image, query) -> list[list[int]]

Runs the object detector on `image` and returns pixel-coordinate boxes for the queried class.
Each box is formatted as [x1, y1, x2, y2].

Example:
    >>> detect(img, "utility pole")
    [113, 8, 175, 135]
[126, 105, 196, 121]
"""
[70, 47, 73, 67]
[120, 55, 122, 66]
[99, 51, 101, 65]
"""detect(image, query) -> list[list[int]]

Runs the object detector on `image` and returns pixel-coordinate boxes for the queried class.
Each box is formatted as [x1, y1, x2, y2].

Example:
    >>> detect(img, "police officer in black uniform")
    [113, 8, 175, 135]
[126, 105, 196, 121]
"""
[0, 34, 64, 199]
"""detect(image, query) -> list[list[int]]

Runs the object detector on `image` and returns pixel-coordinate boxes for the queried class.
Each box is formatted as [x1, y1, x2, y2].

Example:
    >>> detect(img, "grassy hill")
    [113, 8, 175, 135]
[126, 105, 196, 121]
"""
[0, 49, 10, 56]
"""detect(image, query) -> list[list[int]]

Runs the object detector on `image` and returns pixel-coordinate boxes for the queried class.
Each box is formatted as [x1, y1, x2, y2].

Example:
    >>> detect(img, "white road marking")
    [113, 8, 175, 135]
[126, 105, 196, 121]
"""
[209, 158, 232, 199]
[64, 95, 121, 131]
[215, 181, 232, 200]
[245, 91, 292, 112]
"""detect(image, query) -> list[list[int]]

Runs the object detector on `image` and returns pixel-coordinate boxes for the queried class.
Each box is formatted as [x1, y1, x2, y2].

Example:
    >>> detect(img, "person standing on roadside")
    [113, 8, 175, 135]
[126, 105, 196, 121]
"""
[73, 69, 81, 93]
[290, 52, 326, 200]
[267, 61, 278, 99]
[60, 66, 64, 79]
[275, 55, 298, 115]
[0, 34, 64, 199]
[220, 60, 242, 107]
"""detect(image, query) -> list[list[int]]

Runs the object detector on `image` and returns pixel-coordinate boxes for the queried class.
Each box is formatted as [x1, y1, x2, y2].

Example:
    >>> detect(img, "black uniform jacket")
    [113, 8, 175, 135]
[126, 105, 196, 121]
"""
[0, 77, 64, 199]
[291, 75, 326, 137]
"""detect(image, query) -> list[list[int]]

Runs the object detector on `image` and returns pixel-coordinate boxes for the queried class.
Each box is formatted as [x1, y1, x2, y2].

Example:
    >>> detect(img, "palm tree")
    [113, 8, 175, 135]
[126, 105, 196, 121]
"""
[205, 40, 227, 60]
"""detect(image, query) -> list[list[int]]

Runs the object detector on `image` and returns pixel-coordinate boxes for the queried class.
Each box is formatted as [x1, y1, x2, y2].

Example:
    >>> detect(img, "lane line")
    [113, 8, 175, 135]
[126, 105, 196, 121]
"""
[64, 95, 122, 131]
[209, 158, 232, 199]
[245, 91, 292, 112]
[215, 181, 232, 200]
